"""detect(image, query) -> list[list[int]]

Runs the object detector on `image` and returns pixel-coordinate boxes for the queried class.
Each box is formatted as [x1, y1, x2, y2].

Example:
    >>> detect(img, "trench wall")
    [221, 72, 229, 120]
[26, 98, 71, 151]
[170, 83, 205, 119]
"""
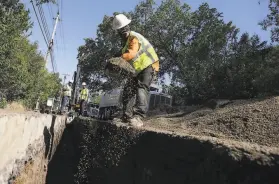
[0, 112, 66, 184]
[69, 118, 279, 184]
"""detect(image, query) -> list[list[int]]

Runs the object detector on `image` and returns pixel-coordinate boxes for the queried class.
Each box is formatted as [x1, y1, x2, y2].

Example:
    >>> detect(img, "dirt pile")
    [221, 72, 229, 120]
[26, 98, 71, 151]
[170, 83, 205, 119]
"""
[146, 96, 279, 147]
[45, 97, 279, 184]
[45, 117, 279, 184]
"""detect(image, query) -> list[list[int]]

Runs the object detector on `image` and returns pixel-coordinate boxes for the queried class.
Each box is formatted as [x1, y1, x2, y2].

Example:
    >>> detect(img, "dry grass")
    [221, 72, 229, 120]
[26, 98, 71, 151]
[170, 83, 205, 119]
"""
[13, 162, 34, 184]
[6, 102, 26, 112]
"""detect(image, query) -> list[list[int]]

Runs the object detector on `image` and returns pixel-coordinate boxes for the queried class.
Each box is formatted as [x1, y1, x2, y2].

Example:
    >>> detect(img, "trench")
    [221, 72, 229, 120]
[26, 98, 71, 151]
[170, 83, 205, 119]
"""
[45, 117, 279, 184]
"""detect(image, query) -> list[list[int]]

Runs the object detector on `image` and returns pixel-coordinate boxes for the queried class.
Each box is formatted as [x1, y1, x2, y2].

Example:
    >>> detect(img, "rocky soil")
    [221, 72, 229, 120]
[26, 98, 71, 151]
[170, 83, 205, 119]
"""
[146, 96, 279, 147]
[45, 96, 279, 184]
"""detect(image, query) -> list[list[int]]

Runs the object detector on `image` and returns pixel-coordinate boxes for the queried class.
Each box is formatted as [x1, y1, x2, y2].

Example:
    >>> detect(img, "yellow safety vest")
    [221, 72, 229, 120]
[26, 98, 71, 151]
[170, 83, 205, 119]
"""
[80, 88, 89, 100]
[122, 31, 159, 74]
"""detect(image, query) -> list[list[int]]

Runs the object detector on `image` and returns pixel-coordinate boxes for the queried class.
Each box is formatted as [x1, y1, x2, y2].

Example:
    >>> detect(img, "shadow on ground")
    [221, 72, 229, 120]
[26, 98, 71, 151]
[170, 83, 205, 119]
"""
[44, 116, 56, 161]
[45, 124, 77, 184]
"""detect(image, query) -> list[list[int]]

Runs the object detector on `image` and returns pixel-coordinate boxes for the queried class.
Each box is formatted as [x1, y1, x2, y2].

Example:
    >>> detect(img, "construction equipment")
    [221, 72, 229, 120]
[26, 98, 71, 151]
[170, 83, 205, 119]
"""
[40, 97, 60, 114]
[86, 102, 99, 118]
[70, 62, 91, 116]
[70, 63, 81, 113]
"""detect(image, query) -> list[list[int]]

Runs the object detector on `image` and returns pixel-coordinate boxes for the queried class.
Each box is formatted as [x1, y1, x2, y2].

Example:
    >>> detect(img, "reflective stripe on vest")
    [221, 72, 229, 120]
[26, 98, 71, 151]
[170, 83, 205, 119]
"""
[80, 88, 88, 100]
[122, 31, 158, 74]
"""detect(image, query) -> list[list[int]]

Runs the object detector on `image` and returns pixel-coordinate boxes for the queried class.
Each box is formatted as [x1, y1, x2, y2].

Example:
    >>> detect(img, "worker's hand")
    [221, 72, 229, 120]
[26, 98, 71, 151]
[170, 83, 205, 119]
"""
[152, 71, 158, 82]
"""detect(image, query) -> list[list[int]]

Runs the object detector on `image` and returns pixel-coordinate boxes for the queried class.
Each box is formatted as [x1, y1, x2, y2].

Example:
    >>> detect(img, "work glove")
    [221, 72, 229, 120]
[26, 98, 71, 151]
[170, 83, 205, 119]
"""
[113, 51, 122, 57]
[152, 71, 158, 82]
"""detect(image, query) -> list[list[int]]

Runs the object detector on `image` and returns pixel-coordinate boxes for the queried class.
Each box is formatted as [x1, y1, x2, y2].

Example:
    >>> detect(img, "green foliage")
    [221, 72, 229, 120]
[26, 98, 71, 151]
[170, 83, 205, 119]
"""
[91, 95, 101, 104]
[39, 0, 56, 4]
[260, 0, 279, 42]
[0, 0, 61, 109]
[78, 0, 279, 104]
[0, 98, 7, 109]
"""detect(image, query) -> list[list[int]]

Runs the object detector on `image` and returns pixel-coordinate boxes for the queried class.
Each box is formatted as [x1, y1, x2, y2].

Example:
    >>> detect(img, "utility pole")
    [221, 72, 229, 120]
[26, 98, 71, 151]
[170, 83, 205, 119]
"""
[34, 13, 60, 112]
[45, 13, 60, 67]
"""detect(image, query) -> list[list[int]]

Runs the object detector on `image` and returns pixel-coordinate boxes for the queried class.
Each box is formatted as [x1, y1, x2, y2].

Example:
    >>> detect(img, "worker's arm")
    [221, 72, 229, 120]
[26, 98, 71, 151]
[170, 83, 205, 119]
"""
[86, 89, 89, 102]
[122, 36, 140, 61]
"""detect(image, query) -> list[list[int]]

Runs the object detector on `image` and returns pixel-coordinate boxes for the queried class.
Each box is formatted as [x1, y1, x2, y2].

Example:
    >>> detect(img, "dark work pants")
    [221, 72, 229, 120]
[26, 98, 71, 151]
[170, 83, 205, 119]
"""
[61, 96, 69, 112]
[79, 99, 87, 116]
[122, 65, 154, 119]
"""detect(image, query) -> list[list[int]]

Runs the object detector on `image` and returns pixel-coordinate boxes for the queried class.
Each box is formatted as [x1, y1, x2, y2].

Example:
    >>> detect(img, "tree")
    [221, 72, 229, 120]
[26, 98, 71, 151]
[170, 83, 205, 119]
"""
[147, 1, 238, 101]
[77, 15, 126, 92]
[77, 0, 276, 104]
[260, 0, 279, 42]
[0, 0, 61, 108]
[0, 0, 32, 99]
[39, 0, 56, 4]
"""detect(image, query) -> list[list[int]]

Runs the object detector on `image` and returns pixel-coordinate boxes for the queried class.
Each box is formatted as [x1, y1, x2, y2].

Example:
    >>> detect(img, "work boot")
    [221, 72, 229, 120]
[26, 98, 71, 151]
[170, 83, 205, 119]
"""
[128, 115, 144, 128]
[113, 116, 129, 126]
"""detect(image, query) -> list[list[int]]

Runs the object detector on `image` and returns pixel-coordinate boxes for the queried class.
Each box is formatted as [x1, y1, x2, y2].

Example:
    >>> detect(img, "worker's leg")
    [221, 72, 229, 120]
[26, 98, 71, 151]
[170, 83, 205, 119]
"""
[67, 96, 71, 112]
[60, 96, 64, 111]
[83, 100, 87, 115]
[134, 65, 154, 118]
[79, 100, 84, 115]
[60, 96, 67, 112]
[122, 78, 137, 119]
[64, 96, 69, 112]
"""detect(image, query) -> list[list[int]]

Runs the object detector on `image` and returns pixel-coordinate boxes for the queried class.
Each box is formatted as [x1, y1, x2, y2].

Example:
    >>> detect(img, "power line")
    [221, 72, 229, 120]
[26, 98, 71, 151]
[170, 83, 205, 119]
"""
[50, 50, 57, 72]
[32, 0, 64, 73]
[36, 1, 60, 72]
[30, 0, 48, 46]
[55, 33, 59, 53]
[36, 0, 51, 41]
[32, 0, 55, 71]
[60, 0, 66, 53]
[45, 13, 60, 72]
[58, 4, 65, 54]
[47, 4, 55, 27]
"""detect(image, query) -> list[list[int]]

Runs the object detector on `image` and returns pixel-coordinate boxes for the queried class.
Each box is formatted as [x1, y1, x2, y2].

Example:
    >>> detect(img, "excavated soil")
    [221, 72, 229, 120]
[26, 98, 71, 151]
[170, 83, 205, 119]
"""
[45, 96, 279, 184]
[146, 96, 279, 147]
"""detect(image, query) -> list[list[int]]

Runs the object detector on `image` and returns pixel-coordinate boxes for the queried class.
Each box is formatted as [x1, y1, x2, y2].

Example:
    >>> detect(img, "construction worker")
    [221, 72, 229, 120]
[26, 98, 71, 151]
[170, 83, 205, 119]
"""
[79, 82, 89, 116]
[112, 14, 159, 127]
[60, 80, 73, 113]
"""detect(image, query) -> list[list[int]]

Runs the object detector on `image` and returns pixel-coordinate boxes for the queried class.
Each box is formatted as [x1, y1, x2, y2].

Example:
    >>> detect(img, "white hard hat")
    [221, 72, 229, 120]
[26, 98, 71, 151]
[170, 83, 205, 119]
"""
[112, 14, 131, 30]
[82, 82, 86, 86]
[69, 80, 73, 83]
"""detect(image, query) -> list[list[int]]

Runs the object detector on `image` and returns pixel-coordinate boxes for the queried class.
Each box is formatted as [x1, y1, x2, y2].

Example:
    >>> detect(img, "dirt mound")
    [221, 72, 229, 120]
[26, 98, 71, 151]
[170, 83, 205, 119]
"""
[146, 96, 279, 147]
[52, 118, 279, 184]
